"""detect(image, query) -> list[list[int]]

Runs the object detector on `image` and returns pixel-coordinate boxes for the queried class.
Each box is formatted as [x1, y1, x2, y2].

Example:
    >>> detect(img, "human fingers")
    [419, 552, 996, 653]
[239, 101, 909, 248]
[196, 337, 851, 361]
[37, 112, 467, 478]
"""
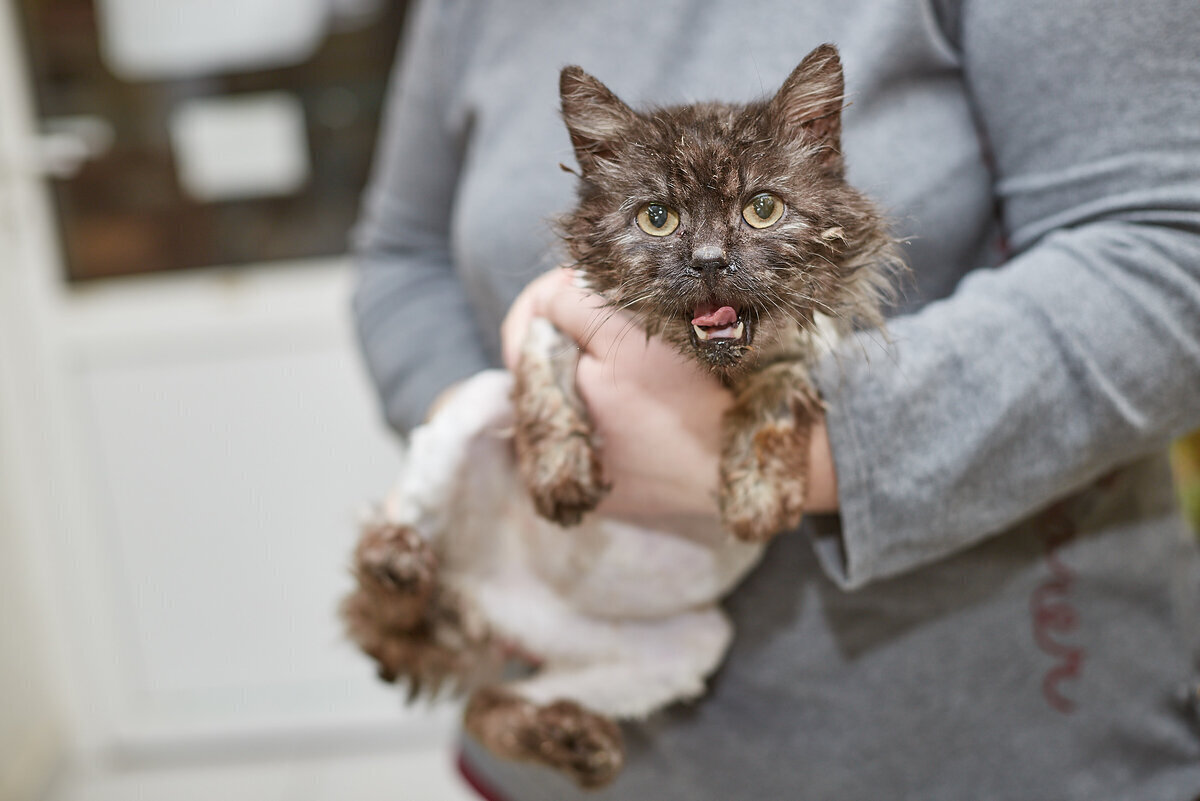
[535, 276, 632, 359]
[500, 284, 535, 370]
[574, 351, 725, 519]
[500, 268, 575, 369]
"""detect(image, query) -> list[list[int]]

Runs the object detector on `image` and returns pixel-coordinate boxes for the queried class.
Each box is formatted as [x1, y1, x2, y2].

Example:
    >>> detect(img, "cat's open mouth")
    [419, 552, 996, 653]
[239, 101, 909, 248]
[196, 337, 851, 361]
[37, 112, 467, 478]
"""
[690, 304, 750, 346]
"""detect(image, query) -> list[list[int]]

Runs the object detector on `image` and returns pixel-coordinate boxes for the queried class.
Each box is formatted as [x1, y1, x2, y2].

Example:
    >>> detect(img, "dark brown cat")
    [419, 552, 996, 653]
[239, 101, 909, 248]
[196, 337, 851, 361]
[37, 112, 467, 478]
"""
[516, 43, 898, 540]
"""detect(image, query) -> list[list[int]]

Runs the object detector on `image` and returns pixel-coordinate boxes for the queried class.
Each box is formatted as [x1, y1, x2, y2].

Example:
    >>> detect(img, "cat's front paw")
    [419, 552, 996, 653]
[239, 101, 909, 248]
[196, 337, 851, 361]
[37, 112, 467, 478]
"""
[512, 317, 610, 526]
[465, 687, 624, 788]
[521, 431, 610, 526]
[719, 418, 811, 542]
[720, 476, 804, 542]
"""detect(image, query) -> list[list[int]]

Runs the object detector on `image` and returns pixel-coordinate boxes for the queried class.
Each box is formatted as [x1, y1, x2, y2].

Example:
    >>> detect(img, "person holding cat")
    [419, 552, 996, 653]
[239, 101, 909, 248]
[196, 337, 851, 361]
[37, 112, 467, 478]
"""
[352, 0, 1200, 798]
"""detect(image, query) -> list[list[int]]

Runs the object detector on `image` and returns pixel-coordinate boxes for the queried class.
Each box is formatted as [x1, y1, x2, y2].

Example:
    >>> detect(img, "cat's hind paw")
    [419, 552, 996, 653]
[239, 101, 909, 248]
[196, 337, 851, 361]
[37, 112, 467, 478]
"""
[343, 523, 496, 700]
[341, 586, 459, 695]
[350, 521, 437, 629]
[465, 687, 624, 789]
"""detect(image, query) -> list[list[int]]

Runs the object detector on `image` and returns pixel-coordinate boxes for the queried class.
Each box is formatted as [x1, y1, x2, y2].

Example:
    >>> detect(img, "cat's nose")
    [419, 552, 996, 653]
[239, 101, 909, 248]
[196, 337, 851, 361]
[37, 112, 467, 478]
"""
[691, 245, 730, 276]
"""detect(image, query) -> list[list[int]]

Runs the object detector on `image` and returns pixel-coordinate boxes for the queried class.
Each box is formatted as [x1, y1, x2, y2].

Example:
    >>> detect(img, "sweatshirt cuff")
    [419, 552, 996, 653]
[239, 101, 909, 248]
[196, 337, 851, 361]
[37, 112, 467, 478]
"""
[809, 362, 877, 590]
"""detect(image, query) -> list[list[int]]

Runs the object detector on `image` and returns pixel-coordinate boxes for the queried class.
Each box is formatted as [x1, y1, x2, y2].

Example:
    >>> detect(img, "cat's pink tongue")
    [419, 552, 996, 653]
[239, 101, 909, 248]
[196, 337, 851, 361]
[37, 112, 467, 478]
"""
[691, 304, 738, 327]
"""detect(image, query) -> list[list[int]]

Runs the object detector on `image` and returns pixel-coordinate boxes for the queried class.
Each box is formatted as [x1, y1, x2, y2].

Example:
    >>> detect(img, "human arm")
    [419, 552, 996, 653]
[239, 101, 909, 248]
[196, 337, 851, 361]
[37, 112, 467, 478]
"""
[808, 0, 1200, 587]
[499, 0, 1200, 588]
[352, 0, 488, 434]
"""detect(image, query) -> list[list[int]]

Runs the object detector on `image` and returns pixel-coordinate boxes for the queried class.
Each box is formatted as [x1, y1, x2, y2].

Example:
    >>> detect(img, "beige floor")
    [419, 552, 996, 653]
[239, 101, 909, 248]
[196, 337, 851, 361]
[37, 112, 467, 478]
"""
[45, 747, 478, 801]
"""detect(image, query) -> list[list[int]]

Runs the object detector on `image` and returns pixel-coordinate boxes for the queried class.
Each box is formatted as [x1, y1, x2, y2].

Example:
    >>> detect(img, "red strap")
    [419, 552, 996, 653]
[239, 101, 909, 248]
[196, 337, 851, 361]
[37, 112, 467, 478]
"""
[456, 750, 512, 801]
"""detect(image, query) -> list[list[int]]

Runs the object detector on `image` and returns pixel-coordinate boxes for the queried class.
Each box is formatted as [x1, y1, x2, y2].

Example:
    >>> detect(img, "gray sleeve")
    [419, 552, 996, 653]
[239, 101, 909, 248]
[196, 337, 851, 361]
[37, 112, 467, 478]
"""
[351, 0, 489, 434]
[811, 0, 1200, 588]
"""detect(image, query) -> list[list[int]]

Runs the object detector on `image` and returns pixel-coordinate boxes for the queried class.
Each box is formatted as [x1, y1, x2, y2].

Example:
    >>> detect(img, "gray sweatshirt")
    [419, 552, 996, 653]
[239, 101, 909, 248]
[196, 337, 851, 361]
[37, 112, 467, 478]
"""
[352, 0, 1200, 797]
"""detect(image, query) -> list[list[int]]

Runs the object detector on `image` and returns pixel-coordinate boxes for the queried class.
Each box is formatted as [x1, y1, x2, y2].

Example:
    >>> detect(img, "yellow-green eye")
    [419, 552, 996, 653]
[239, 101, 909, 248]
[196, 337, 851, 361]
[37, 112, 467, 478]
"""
[636, 203, 680, 236]
[742, 192, 784, 228]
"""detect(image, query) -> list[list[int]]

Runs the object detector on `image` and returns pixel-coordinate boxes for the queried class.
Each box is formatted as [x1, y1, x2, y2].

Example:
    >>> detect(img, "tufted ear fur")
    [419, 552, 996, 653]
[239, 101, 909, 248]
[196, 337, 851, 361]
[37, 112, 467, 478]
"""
[560, 66, 638, 175]
[768, 44, 845, 172]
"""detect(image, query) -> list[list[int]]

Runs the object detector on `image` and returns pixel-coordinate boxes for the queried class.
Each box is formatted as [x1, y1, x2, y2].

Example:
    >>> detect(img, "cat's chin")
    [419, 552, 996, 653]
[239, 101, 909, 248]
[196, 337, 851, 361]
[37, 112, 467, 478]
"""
[685, 316, 756, 376]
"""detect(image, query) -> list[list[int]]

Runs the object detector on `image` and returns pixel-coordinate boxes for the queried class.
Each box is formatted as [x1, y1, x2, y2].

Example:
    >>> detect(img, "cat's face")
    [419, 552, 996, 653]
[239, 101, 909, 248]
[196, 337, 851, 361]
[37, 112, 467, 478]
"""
[559, 44, 891, 379]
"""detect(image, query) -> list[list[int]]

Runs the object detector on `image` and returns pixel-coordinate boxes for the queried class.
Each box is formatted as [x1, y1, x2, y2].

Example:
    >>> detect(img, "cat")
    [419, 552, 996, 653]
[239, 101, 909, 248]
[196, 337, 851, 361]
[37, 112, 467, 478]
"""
[342, 43, 899, 789]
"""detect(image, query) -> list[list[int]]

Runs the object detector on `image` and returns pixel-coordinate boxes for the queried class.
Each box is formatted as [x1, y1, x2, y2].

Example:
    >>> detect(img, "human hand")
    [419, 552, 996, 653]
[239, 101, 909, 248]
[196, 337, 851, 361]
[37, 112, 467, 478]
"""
[501, 269, 838, 521]
[425, 380, 465, 422]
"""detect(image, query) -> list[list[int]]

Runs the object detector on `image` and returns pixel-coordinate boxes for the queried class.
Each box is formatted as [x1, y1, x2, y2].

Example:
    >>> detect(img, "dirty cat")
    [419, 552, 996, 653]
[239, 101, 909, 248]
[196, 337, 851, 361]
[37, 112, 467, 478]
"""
[343, 43, 899, 789]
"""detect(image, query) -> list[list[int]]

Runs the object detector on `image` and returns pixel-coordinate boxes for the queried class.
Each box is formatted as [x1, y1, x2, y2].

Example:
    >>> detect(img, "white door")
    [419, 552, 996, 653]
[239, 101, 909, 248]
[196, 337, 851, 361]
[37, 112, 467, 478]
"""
[0, 2, 471, 798]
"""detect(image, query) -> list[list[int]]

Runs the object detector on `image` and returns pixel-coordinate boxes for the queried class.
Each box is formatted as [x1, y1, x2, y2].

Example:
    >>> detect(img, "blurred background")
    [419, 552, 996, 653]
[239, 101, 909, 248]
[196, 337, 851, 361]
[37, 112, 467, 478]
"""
[0, 0, 475, 798]
[1, 3, 1198, 801]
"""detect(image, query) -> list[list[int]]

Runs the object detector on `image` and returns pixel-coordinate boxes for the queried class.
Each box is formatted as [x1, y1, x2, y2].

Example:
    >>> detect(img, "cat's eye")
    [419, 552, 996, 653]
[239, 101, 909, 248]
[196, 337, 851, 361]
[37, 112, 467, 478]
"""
[636, 203, 680, 237]
[742, 192, 784, 229]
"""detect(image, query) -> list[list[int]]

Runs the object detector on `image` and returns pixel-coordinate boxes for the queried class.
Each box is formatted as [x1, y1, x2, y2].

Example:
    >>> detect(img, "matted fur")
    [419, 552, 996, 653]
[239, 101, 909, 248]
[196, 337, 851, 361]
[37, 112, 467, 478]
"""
[512, 319, 610, 524]
[341, 521, 500, 699]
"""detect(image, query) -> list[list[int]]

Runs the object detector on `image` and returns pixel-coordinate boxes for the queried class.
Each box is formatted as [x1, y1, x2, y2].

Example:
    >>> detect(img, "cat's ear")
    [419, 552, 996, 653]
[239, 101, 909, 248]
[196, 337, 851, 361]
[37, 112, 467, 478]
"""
[560, 66, 637, 175]
[769, 44, 845, 170]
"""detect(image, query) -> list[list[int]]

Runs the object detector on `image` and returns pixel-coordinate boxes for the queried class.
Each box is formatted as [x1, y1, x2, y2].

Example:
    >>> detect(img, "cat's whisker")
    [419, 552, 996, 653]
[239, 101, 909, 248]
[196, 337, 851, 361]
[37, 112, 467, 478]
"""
[574, 291, 658, 353]
[770, 288, 830, 321]
[759, 294, 805, 334]
[603, 309, 653, 366]
[578, 308, 653, 386]
[776, 284, 894, 357]
[604, 332, 638, 379]
[776, 285, 843, 320]
[578, 311, 621, 352]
